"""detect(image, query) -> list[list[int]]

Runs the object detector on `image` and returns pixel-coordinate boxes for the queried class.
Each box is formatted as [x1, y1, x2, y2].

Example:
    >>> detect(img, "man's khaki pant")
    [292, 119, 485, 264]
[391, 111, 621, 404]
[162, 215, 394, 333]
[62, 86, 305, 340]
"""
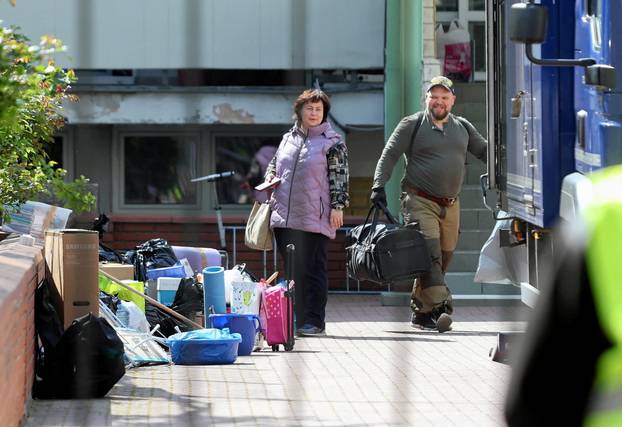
[400, 190, 459, 315]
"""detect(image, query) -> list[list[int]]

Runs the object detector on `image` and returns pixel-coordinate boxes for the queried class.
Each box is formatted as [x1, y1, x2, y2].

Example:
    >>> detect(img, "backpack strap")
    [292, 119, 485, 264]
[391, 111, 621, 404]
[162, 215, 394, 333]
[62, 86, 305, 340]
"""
[409, 111, 425, 153]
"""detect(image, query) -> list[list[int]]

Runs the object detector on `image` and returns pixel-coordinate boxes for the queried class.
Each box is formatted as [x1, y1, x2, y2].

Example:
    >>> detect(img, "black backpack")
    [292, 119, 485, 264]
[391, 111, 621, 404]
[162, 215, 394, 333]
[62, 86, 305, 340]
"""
[34, 311, 126, 399]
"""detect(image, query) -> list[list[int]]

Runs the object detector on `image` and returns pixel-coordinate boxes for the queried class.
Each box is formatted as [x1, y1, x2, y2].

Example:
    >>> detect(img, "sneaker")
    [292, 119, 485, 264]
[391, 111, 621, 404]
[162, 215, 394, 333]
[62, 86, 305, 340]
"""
[411, 313, 435, 330]
[297, 324, 326, 336]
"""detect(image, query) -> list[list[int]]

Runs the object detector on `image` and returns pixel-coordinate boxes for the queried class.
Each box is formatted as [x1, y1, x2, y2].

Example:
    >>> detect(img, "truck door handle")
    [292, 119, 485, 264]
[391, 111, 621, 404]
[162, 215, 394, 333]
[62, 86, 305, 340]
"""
[511, 91, 526, 118]
[577, 110, 587, 149]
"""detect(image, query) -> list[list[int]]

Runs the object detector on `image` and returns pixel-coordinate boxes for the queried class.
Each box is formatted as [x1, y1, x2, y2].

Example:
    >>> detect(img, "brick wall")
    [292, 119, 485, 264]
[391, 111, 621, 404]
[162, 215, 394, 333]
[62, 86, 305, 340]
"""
[0, 243, 44, 426]
[107, 215, 412, 292]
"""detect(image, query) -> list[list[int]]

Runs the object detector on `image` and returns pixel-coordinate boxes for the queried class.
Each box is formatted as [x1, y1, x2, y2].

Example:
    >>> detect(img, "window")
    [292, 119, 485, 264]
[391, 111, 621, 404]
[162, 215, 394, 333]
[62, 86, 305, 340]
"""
[214, 134, 281, 205]
[113, 128, 285, 214]
[121, 134, 198, 205]
[436, 0, 486, 81]
[43, 136, 64, 169]
[436, 0, 458, 12]
[468, 0, 484, 11]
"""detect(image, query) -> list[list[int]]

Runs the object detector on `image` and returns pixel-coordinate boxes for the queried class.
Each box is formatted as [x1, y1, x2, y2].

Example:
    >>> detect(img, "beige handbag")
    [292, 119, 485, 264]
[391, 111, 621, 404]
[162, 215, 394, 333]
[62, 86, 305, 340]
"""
[244, 201, 273, 251]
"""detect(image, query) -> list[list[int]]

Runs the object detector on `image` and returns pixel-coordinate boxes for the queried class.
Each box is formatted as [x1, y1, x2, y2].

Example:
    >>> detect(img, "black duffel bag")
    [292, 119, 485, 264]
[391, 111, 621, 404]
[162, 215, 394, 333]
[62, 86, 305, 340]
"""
[346, 202, 430, 284]
[34, 313, 126, 399]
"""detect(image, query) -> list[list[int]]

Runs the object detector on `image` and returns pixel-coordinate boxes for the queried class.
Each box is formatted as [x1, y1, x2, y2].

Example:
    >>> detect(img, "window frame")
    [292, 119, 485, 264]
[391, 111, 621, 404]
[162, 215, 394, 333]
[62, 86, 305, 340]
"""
[112, 126, 205, 214]
[111, 125, 287, 216]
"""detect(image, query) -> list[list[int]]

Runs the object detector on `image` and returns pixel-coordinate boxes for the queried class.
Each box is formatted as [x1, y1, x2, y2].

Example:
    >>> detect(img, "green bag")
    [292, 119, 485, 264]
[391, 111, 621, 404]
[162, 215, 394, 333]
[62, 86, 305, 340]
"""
[98, 273, 145, 312]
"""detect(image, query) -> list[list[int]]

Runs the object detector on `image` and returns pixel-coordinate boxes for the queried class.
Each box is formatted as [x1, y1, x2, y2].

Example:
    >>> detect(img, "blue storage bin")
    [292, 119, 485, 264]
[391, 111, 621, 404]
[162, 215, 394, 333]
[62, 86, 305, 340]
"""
[209, 314, 260, 356]
[166, 328, 242, 365]
[146, 263, 186, 281]
[157, 277, 182, 306]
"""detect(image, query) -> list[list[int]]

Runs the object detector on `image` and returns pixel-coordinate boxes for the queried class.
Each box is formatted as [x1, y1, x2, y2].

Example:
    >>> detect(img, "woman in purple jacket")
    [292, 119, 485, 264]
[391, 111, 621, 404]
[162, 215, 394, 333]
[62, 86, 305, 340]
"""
[265, 89, 350, 336]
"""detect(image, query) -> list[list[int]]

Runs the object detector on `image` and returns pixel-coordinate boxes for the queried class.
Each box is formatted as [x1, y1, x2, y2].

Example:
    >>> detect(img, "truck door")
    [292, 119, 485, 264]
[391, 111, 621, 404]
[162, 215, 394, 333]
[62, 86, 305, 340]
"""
[489, 0, 576, 229]
[491, 0, 542, 225]
[575, 0, 622, 172]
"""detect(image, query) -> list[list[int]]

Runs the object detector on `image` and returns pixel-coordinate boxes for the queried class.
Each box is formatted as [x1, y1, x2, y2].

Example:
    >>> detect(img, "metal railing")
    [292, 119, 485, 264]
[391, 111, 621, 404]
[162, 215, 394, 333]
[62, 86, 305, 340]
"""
[223, 226, 391, 293]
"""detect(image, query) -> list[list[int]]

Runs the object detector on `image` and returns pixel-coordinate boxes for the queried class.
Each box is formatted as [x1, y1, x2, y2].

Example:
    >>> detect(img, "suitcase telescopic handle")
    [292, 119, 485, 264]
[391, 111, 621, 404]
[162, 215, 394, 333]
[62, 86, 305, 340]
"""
[286, 244, 295, 281]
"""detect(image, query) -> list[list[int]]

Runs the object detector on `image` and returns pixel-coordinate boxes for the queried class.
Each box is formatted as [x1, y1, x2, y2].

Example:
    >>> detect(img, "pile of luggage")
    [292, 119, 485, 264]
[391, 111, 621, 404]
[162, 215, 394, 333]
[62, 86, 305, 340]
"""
[34, 236, 296, 399]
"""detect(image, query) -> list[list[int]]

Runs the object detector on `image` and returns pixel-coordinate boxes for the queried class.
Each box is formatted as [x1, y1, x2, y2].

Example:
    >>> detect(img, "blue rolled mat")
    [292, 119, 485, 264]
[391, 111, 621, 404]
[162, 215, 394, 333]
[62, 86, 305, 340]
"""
[203, 266, 226, 319]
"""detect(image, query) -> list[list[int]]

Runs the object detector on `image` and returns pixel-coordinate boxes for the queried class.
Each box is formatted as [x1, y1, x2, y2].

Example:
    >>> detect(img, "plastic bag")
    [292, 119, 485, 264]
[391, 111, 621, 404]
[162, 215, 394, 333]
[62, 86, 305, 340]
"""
[99, 242, 125, 263]
[436, 21, 472, 82]
[231, 281, 264, 315]
[475, 216, 518, 284]
[127, 238, 180, 282]
[171, 278, 204, 318]
[224, 264, 257, 304]
[1, 201, 72, 245]
[118, 300, 150, 333]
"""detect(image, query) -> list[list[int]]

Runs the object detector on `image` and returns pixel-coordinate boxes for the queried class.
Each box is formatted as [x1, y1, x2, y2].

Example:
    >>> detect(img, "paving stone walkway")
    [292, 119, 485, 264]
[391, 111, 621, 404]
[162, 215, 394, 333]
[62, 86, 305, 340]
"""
[24, 295, 528, 426]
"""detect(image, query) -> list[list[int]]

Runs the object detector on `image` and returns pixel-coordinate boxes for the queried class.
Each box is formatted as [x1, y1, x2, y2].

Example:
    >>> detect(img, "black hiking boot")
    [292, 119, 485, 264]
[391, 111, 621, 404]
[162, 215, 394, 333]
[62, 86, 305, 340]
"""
[431, 304, 453, 333]
[411, 313, 436, 330]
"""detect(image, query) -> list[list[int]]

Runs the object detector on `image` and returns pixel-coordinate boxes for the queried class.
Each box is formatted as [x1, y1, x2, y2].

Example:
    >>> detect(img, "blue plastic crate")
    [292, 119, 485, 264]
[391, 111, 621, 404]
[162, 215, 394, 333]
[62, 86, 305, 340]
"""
[146, 263, 186, 281]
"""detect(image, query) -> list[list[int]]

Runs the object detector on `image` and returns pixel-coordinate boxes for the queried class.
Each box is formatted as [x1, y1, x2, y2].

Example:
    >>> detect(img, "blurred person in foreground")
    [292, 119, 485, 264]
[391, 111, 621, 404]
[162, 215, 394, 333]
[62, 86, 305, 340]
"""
[505, 165, 622, 426]
[263, 88, 349, 336]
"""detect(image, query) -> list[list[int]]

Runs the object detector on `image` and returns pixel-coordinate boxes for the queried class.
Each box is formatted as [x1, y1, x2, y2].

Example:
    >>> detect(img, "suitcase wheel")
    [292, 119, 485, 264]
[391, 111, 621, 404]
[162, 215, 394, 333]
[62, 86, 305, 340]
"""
[271, 345, 280, 352]
[284, 342, 294, 351]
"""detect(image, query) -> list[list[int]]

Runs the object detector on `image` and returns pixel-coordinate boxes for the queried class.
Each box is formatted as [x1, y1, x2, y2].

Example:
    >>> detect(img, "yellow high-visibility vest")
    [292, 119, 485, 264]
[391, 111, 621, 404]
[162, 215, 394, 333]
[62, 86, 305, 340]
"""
[583, 165, 622, 427]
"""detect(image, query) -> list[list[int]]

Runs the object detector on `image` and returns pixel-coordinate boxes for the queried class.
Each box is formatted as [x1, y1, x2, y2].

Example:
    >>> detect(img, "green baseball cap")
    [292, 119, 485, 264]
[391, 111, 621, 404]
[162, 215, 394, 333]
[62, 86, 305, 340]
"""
[427, 76, 455, 94]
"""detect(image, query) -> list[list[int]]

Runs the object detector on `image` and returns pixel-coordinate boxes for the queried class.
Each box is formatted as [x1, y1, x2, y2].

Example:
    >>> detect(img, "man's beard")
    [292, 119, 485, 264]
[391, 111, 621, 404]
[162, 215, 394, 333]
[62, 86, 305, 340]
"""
[429, 106, 449, 121]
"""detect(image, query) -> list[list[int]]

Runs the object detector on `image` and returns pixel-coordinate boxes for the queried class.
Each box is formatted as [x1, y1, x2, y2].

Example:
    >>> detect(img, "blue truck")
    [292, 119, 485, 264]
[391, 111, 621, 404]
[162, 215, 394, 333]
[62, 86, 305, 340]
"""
[484, 0, 620, 306]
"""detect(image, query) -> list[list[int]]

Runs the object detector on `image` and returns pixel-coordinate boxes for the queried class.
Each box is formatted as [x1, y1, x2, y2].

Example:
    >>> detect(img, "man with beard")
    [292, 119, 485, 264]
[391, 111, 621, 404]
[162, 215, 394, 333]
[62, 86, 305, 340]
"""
[370, 76, 487, 332]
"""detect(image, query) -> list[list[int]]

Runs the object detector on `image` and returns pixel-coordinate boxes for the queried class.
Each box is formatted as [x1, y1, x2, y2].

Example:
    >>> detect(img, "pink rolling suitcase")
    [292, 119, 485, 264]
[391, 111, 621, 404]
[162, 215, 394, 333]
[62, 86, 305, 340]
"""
[259, 244, 295, 351]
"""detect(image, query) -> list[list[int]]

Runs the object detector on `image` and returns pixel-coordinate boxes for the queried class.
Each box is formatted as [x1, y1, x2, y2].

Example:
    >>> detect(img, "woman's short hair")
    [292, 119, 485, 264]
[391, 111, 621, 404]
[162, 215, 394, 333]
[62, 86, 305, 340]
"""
[293, 89, 331, 123]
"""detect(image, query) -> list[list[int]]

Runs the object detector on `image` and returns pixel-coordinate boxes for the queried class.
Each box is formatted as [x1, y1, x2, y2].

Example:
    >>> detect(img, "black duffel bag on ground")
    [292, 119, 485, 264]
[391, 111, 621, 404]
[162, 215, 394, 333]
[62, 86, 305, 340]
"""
[34, 312, 126, 399]
[346, 202, 430, 284]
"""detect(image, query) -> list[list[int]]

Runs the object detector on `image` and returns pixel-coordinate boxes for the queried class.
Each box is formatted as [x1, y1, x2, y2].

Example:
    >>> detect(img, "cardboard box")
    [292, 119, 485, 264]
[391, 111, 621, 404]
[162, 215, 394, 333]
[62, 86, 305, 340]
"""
[45, 229, 99, 329]
[99, 262, 135, 281]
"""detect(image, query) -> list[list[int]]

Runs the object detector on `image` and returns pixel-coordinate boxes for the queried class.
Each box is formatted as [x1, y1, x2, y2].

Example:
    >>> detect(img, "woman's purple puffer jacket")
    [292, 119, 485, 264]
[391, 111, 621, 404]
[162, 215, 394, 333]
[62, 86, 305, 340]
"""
[270, 121, 341, 239]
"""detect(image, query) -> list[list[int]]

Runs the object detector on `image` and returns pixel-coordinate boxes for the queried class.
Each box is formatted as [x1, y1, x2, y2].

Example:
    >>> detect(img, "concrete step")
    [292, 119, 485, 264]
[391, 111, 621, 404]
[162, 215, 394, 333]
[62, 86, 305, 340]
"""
[455, 229, 490, 251]
[447, 250, 480, 273]
[459, 185, 487, 209]
[460, 208, 496, 230]
[445, 272, 521, 295]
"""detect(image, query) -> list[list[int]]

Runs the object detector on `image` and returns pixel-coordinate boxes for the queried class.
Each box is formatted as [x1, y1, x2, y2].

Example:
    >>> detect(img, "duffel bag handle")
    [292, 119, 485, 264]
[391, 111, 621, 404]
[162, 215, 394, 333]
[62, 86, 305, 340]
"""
[373, 201, 399, 224]
[360, 202, 400, 245]
[362, 202, 399, 227]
